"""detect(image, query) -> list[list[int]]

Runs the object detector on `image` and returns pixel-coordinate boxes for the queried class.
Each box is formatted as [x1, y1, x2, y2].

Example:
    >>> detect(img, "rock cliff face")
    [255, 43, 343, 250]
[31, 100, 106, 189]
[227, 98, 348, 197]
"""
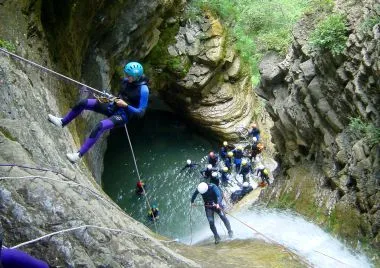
[146, 11, 259, 140]
[0, 0, 198, 266]
[258, 0, 379, 248]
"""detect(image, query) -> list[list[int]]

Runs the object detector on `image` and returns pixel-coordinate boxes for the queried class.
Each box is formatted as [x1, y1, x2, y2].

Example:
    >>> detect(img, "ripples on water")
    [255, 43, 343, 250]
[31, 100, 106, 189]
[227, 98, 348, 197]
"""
[102, 111, 372, 268]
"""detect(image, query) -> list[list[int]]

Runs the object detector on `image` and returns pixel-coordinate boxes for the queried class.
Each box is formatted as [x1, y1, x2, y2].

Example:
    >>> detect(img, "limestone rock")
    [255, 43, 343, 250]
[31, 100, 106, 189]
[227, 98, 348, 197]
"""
[256, 0, 380, 247]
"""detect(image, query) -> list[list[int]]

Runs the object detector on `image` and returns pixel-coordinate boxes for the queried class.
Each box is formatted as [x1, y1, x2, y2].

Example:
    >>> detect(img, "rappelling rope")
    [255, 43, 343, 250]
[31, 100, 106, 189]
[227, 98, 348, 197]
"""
[189, 206, 193, 246]
[0, 47, 113, 99]
[123, 125, 158, 233]
[0, 163, 70, 180]
[0, 175, 116, 211]
[9, 225, 178, 250]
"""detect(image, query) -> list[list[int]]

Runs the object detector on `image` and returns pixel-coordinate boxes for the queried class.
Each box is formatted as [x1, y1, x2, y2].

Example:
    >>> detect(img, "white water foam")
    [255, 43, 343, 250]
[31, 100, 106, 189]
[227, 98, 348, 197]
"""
[186, 207, 372, 268]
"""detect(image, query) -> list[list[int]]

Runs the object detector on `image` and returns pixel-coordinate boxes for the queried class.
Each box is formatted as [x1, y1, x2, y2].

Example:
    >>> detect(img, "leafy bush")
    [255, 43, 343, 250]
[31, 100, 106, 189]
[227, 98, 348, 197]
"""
[359, 5, 380, 33]
[305, 0, 334, 14]
[190, 0, 308, 84]
[349, 117, 380, 147]
[309, 14, 348, 56]
[0, 39, 16, 53]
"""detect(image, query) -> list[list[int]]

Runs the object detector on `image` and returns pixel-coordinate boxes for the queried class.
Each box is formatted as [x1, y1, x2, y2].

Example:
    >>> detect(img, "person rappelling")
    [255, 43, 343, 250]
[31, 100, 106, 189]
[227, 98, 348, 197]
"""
[136, 180, 146, 195]
[47, 62, 149, 163]
[191, 182, 233, 244]
[147, 204, 160, 222]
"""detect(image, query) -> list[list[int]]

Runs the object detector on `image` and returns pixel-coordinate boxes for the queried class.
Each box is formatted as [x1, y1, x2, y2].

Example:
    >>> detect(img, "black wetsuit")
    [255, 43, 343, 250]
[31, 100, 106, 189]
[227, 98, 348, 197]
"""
[230, 185, 253, 203]
[191, 184, 232, 240]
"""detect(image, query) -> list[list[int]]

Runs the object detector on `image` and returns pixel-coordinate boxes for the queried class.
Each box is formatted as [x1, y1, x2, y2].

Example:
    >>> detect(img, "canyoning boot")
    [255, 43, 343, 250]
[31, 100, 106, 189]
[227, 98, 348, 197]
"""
[228, 230, 234, 238]
[214, 235, 221, 244]
[48, 114, 63, 127]
[66, 152, 81, 163]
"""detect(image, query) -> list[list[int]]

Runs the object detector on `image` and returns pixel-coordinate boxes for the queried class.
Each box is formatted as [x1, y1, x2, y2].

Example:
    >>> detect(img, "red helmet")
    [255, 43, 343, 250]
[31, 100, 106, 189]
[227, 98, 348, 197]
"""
[209, 152, 215, 158]
[137, 181, 143, 187]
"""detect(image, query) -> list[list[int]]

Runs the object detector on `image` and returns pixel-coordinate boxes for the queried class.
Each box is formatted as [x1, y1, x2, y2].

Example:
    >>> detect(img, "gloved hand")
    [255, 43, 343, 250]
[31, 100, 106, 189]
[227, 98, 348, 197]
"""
[115, 98, 128, 107]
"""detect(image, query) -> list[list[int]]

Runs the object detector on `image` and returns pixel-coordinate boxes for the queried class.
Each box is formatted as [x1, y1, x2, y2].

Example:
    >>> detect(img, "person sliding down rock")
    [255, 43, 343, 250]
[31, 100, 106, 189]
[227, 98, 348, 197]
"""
[230, 182, 253, 204]
[48, 62, 149, 163]
[191, 182, 233, 244]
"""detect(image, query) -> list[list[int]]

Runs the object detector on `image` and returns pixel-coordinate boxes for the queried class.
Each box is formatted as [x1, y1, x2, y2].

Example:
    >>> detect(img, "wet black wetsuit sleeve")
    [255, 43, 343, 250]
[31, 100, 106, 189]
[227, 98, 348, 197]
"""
[191, 190, 199, 203]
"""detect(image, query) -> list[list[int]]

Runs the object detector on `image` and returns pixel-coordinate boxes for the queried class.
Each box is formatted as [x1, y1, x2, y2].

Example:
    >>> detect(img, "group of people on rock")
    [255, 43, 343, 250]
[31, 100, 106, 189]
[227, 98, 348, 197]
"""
[186, 123, 273, 244]
[192, 123, 270, 187]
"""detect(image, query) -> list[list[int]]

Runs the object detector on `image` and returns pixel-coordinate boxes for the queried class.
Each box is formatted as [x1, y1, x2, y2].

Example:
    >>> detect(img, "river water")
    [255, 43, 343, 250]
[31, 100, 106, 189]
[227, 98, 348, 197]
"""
[102, 110, 372, 268]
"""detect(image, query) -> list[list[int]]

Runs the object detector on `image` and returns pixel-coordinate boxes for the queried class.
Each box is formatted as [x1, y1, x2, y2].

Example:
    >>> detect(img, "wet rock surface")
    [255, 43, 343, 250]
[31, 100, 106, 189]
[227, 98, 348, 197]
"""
[258, 0, 380, 248]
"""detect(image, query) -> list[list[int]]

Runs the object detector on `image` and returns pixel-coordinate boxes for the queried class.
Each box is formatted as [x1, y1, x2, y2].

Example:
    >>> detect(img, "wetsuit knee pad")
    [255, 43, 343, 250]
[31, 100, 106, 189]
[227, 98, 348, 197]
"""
[73, 99, 88, 112]
[89, 122, 103, 138]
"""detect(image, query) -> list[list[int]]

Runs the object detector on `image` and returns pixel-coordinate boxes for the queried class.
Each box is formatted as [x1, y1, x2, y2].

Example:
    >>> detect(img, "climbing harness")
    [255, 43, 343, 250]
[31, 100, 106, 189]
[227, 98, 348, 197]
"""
[0, 47, 114, 100]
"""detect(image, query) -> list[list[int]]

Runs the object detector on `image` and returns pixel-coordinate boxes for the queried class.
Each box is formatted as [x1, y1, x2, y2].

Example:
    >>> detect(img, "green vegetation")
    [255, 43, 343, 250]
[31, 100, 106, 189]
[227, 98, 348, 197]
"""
[359, 4, 380, 33]
[145, 23, 191, 80]
[0, 39, 16, 53]
[189, 0, 309, 84]
[0, 127, 16, 141]
[304, 0, 334, 14]
[349, 117, 380, 147]
[309, 14, 348, 56]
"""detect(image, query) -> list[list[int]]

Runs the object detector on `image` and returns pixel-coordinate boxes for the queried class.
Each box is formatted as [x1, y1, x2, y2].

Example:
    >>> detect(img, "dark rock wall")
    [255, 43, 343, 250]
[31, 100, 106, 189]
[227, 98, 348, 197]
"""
[0, 0, 198, 266]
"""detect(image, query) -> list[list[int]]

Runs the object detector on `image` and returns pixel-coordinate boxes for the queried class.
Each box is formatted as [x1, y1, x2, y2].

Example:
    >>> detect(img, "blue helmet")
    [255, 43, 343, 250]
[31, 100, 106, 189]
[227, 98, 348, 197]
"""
[124, 62, 143, 78]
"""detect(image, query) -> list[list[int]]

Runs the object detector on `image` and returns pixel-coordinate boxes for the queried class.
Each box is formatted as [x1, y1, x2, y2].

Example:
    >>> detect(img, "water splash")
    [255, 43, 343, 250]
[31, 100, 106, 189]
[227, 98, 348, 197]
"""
[187, 207, 372, 268]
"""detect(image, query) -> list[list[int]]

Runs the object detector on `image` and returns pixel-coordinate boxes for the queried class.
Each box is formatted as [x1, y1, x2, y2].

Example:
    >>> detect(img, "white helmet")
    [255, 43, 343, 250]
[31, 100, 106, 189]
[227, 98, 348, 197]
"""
[211, 172, 218, 177]
[207, 164, 212, 170]
[223, 141, 228, 146]
[197, 182, 208, 194]
[242, 159, 248, 165]
[238, 145, 243, 150]
[243, 182, 249, 187]
[252, 137, 257, 142]
[222, 166, 228, 172]
[186, 159, 191, 165]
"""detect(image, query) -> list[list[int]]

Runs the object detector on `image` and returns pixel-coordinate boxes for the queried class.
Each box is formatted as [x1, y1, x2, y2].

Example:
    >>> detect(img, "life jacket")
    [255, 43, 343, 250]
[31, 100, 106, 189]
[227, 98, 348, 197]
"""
[119, 76, 149, 108]
[137, 181, 144, 188]
[148, 208, 159, 218]
[234, 149, 244, 159]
